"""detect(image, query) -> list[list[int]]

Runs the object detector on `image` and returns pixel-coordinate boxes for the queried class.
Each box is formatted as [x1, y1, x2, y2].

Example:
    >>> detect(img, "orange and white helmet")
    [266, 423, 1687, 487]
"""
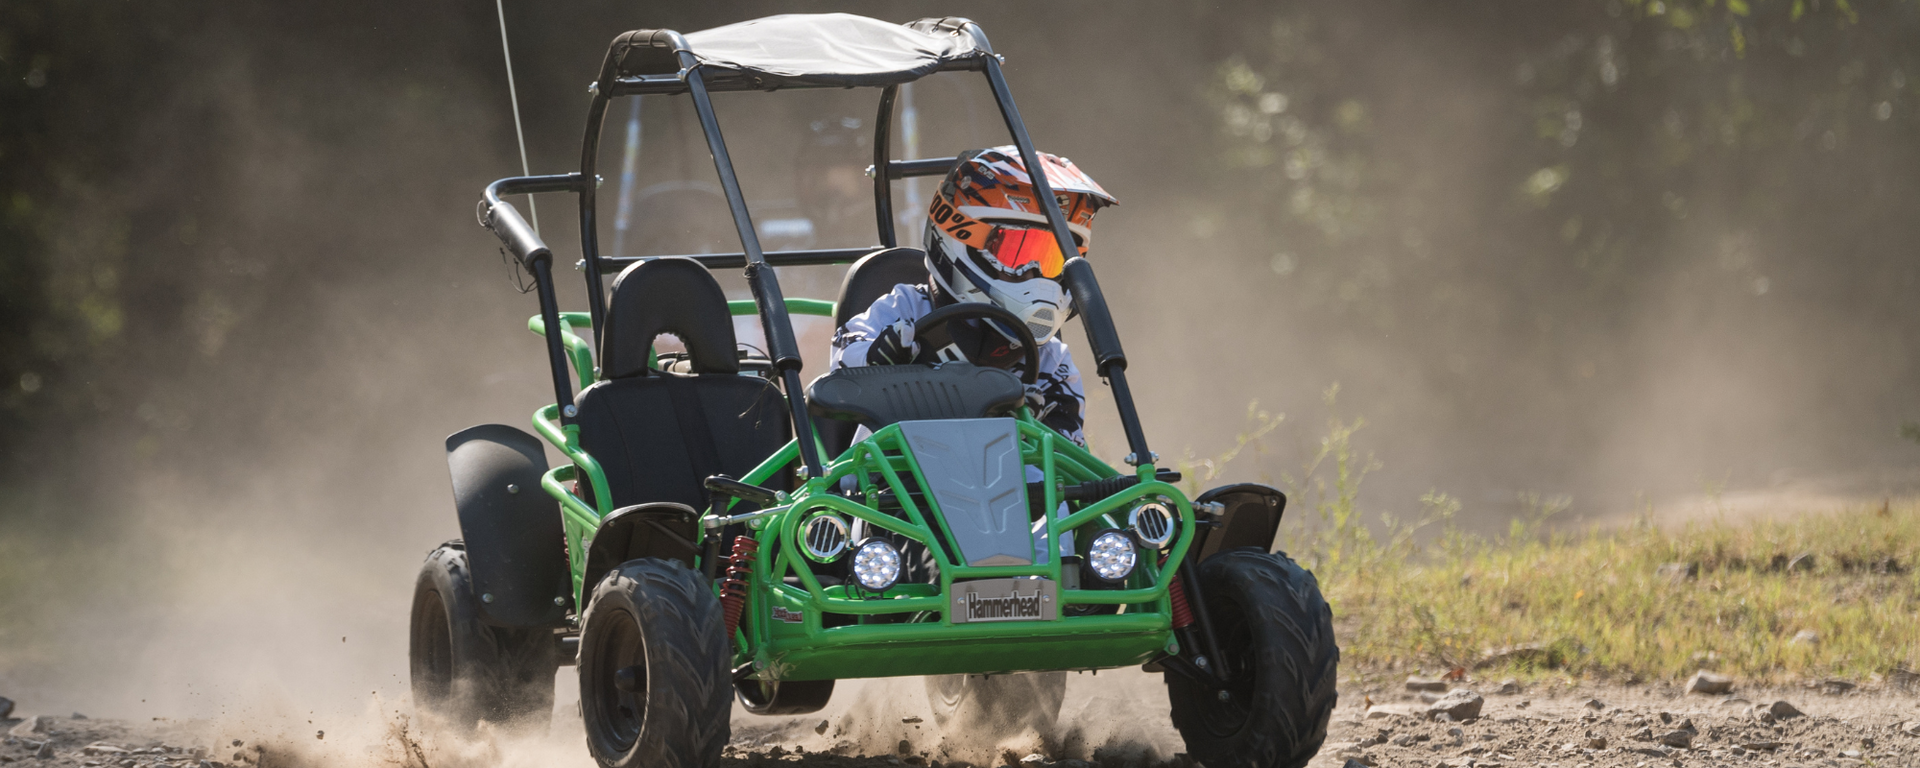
[924, 146, 1117, 345]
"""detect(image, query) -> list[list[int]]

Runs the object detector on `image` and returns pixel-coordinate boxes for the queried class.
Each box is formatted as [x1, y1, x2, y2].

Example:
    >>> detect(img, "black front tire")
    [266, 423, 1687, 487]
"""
[408, 543, 559, 730]
[925, 672, 1067, 736]
[1166, 549, 1339, 768]
[578, 558, 730, 768]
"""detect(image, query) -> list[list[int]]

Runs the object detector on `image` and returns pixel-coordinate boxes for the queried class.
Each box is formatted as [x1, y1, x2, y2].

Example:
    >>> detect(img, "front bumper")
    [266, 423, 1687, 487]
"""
[737, 421, 1194, 682]
[761, 612, 1172, 681]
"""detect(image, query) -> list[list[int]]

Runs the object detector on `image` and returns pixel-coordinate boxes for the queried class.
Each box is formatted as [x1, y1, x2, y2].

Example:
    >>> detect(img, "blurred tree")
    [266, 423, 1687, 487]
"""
[0, 3, 156, 459]
[1201, 0, 1920, 458]
[1211, 0, 1919, 318]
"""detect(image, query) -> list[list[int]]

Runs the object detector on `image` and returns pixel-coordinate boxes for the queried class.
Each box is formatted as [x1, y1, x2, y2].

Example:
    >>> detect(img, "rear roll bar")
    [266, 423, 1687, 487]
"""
[478, 189, 580, 428]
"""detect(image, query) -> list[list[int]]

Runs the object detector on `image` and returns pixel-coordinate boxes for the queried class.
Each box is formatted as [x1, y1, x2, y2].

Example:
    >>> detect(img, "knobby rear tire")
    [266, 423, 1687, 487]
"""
[408, 543, 559, 731]
[578, 557, 730, 768]
[1166, 548, 1339, 768]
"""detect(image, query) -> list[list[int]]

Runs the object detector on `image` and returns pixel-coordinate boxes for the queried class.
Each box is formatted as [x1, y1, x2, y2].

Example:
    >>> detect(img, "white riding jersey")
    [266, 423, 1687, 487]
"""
[829, 283, 1087, 446]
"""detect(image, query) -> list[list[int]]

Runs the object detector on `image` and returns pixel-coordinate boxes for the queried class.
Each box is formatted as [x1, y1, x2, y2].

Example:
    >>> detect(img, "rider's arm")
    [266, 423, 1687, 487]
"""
[829, 285, 930, 370]
[1030, 340, 1087, 446]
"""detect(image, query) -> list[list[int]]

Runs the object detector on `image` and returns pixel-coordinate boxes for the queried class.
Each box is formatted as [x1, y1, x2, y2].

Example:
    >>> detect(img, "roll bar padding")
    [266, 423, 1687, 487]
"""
[1060, 257, 1126, 375]
[479, 200, 551, 270]
[606, 29, 683, 79]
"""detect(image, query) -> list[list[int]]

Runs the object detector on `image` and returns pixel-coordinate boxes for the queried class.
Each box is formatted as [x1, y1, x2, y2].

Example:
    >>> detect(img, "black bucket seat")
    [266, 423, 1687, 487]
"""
[573, 257, 791, 510]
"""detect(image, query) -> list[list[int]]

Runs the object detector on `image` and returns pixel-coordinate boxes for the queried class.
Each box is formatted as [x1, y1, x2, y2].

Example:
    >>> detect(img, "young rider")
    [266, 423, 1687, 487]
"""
[829, 146, 1117, 446]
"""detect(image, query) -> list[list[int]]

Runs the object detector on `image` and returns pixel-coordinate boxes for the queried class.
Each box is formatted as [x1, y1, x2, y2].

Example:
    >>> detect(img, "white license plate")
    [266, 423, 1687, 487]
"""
[951, 578, 1057, 623]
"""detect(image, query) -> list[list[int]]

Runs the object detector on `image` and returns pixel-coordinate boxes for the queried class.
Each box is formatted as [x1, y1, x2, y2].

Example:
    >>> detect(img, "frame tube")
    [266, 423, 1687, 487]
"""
[529, 259, 576, 425]
[979, 58, 1154, 465]
[577, 90, 612, 344]
[486, 173, 588, 201]
[982, 59, 1081, 299]
[887, 157, 959, 179]
[597, 247, 884, 273]
[674, 45, 823, 477]
[872, 85, 898, 248]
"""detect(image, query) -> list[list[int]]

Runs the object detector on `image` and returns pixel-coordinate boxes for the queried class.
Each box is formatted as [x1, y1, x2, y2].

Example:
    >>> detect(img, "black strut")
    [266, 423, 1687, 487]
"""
[1179, 560, 1232, 683]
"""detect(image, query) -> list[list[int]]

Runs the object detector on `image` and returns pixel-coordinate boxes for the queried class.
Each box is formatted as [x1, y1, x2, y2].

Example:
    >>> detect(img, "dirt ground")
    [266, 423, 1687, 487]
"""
[5, 671, 1919, 768]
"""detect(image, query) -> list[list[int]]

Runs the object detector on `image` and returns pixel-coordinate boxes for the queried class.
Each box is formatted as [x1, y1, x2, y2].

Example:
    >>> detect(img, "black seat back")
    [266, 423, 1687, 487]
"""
[834, 247, 928, 330]
[575, 258, 790, 511]
[821, 247, 930, 456]
[599, 257, 739, 378]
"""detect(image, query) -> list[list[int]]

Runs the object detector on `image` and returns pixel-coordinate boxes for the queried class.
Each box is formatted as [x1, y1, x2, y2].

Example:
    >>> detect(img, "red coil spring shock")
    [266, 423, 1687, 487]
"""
[719, 535, 758, 647]
[1168, 574, 1196, 629]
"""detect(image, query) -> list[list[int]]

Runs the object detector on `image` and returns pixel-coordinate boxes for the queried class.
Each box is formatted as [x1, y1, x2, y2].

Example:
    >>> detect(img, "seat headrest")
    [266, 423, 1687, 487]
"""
[834, 247, 929, 330]
[601, 257, 739, 378]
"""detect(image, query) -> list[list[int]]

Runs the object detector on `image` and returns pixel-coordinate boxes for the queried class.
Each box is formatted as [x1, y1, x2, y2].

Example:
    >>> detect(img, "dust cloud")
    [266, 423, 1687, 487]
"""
[2, 0, 1917, 756]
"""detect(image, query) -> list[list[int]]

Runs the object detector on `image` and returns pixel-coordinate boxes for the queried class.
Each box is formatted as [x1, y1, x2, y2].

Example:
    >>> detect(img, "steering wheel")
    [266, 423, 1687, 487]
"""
[913, 303, 1041, 386]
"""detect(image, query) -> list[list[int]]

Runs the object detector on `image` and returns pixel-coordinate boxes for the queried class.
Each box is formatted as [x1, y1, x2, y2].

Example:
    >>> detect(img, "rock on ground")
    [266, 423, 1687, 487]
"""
[8, 715, 50, 738]
[1766, 699, 1805, 719]
[1426, 689, 1484, 721]
[1686, 670, 1734, 694]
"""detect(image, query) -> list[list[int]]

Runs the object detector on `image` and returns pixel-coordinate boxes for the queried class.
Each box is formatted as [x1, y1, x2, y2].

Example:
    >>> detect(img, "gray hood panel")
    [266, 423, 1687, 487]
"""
[898, 419, 1032, 567]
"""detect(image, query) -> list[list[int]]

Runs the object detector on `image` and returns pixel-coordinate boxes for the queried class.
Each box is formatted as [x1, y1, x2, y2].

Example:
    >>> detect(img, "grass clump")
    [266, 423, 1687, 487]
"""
[1192, 388, 1920, 684]
[1322, 501, 1920, 684]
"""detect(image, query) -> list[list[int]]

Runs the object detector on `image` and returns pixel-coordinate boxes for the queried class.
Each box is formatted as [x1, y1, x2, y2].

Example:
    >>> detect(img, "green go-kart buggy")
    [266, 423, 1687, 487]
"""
[407, 14, 1338, 768]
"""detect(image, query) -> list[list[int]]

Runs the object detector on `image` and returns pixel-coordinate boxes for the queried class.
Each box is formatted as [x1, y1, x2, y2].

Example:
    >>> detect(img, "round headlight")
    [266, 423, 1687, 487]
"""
[852, 538, 902, 591]
[802, 514, 850, 561]
[1086, 530, 1137, 583]
[1129, 501, 1176, 549]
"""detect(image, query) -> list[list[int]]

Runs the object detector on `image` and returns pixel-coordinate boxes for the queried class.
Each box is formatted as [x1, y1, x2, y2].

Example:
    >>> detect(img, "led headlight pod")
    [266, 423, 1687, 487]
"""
[852, 538, 902, 591]
[1086, 530, 1138, 583]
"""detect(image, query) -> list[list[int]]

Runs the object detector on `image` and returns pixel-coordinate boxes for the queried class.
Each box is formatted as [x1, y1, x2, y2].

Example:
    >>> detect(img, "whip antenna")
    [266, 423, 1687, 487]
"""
[494, 0, 538, 233]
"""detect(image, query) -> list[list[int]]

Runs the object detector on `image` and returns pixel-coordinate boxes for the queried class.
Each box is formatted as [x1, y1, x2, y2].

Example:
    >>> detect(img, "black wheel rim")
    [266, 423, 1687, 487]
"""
[584, 607, 646, 754]
[1193, 594, 1257, 737]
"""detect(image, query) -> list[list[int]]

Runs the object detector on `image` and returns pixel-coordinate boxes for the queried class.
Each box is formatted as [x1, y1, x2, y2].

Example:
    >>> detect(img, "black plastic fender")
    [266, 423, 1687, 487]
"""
[446, 424, 570, 628]
[1192, 483, 1287, 562]
[582, 502, 700, 597]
